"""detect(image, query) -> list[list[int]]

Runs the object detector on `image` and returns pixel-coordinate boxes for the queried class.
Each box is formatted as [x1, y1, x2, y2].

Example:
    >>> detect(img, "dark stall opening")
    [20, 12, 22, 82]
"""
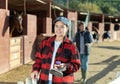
[104, 24, 110, 31]
[92, 23, 99, 31]
[9, 10, 24, 37]
[37, 11, 47, 35]
[114, 24, 120, 31]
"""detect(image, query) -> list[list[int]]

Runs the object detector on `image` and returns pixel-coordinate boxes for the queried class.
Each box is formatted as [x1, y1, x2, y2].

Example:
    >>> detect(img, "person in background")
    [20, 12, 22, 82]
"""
[73, 21, 93, 84]
[31, 16, 80, 84]
[92, 26, 100, 43]
[92, 31, 99, 43]
[102, 31, 111, 41]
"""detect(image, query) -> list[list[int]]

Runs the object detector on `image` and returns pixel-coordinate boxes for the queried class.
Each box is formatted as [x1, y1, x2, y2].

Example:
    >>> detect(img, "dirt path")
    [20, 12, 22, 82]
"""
[0, 41, 120, 84]
[74, 41, 120, 84]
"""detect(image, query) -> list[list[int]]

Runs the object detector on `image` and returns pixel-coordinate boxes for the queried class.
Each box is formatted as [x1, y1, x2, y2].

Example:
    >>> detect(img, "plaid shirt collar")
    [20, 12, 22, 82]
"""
[48, 35, 71, 44]
[47, 35, 71, 52]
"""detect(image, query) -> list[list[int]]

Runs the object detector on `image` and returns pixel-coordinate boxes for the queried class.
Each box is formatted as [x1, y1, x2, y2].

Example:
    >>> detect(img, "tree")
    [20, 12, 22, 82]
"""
[77, 2, 102, 13]
[53, 0, 120, 16]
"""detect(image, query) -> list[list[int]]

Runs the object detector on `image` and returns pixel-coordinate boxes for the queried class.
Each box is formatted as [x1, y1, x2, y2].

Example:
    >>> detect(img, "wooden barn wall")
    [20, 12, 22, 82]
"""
[46, 17, 52, 35]
[37, 17, 52, 35]
[10, 37, 23, 69]
[115, 24, 120, 40]
[0, 9, 9, 74]
[23, 14, 37, 64]
[117, 29, 120, 40]
[109, 23, 114, 41]
[89, 22, 105, 42]
[99, 23, 104, 42]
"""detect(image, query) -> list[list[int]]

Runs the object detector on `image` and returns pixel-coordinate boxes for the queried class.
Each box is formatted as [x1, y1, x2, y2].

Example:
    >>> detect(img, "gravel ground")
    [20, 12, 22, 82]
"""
[0, 41, 120, 84]
[74, 40, 120, 84]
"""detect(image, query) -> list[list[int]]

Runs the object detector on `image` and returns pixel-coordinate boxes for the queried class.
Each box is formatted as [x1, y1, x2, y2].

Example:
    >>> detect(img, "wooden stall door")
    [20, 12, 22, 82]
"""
[10, 37, 23, 69]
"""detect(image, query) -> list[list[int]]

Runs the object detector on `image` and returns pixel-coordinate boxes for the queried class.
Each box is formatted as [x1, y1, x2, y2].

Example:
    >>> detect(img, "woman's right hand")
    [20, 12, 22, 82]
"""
[53, 63, 66, 71]
[31, 71, 38, 79]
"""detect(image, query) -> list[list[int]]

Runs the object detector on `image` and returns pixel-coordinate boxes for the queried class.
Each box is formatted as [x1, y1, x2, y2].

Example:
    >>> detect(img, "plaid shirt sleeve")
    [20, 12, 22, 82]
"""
[32, 39, 45, 72]
[63, 44, 80, 76]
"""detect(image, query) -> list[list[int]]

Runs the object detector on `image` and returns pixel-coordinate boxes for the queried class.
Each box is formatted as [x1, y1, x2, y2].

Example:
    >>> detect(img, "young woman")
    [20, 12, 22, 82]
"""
[31, 17, 80, 84]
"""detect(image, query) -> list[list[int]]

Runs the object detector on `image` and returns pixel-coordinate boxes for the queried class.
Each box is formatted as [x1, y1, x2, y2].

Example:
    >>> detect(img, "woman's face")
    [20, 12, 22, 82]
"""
[54, 21, 68, 37]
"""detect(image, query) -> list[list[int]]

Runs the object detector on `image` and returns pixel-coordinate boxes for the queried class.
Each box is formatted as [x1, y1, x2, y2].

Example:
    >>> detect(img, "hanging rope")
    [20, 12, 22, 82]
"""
[24, 0, 26, 15]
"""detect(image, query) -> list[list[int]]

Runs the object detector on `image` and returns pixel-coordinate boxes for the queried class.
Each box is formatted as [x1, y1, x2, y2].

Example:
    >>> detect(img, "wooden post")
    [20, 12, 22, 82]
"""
[46, 17, 52, 35]
[0, 9, 9, 74]
[47, 1, 51, 17]
[102, 14, 104, 23]
[110, 23, 114, 41]
[99, 23, 104, 42]
[23, 14, 37, 64]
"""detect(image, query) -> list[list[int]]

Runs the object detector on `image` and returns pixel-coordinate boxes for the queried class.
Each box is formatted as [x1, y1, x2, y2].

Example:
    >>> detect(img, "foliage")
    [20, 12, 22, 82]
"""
[53, 0, 120, 16]
[77, 2, 102, 13]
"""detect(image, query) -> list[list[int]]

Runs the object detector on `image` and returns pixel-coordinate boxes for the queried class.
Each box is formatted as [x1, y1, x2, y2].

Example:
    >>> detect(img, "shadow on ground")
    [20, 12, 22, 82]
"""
[94, 46, 120, 50]
[74, 55, 120, 84]
[89, 55, 120, 65]
[0, 82, 16, 84]
[87, 55, 120, 84]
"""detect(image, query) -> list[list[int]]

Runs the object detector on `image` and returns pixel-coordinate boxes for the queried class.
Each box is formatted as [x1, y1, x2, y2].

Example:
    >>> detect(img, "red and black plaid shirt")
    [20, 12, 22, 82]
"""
[32, 35, 80, 84]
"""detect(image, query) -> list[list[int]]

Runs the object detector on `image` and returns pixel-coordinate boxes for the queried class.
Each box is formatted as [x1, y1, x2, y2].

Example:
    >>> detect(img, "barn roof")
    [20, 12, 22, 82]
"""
[8, 0, 120, 23]
[8, 0, 51, 12]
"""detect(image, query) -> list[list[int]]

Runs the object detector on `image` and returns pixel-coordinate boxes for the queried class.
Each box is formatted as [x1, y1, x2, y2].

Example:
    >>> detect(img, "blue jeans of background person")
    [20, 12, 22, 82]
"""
[80, 54, 89, 70]
[48, 80, 52, 84]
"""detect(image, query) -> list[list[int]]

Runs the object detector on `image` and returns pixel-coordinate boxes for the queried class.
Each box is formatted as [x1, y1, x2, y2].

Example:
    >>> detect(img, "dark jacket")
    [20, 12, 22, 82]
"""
[73, 30, 93, 55]
[32, 35, 80, 84]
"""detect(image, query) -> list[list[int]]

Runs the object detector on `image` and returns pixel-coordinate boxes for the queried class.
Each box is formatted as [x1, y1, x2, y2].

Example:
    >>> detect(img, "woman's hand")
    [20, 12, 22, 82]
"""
[53, 63, 66, 71]
[31, 71, 38, 79]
